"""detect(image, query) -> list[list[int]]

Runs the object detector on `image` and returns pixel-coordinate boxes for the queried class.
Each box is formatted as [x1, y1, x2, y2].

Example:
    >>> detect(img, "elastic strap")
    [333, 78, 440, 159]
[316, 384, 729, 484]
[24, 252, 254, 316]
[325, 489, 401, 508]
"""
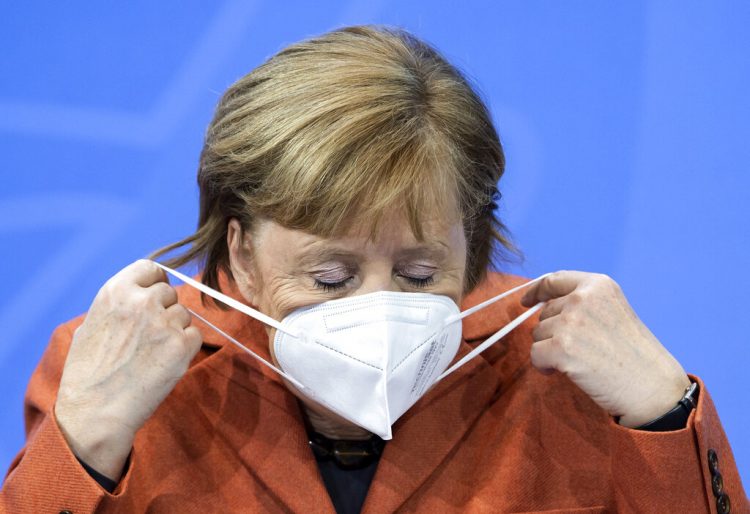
[154, 261, 306, 389]
[435, 301, 545, 383]
[153, 261, 298, 337]
[186, 308, 307, 390]
[445, 272, 550, 324]
[433, 273, 551, 384]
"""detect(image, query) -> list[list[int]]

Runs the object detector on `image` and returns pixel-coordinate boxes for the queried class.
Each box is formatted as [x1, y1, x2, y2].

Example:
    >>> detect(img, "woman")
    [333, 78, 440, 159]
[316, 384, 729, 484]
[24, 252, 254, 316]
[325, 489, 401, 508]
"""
[1, 25, 746, 513]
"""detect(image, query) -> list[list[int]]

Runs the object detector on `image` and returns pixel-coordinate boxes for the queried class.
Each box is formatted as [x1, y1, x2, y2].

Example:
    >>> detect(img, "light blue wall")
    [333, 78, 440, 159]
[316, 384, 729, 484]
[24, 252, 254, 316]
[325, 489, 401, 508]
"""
[1, 1, 747, 484]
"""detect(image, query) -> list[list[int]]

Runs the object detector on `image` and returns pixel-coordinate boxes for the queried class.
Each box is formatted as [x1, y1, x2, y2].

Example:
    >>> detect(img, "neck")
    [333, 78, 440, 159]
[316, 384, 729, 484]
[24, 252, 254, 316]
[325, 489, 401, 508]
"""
[302, 403, 373, 440]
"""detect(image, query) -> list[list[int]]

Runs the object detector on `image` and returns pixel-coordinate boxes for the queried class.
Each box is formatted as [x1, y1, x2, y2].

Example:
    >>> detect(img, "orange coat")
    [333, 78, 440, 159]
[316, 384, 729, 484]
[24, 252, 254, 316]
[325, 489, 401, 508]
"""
[2, 272, 748, 513]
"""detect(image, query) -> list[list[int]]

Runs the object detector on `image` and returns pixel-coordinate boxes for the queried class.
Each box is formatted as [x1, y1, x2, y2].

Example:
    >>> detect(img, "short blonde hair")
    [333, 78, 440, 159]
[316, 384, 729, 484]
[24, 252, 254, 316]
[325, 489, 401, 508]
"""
[152, 25, 518, 299]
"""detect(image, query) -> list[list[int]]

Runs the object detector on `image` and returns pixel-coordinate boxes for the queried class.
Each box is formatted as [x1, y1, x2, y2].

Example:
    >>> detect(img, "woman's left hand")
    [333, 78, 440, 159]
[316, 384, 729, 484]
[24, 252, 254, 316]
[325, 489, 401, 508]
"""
[521, 270, 691, 428]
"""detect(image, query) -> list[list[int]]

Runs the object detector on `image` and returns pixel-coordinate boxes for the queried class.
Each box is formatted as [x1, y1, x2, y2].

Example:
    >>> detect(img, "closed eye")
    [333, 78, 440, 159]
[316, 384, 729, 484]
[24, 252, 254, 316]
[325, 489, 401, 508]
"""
[313, 277, 354, 292]
[401, 275, 435, 289]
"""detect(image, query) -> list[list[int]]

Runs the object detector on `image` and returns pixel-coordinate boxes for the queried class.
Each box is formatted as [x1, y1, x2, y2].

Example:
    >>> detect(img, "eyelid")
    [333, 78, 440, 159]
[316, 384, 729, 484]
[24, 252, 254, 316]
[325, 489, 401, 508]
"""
[314, 276, 354, 293]
[400, 262, 438, 278]
[310, 264, 354, 283]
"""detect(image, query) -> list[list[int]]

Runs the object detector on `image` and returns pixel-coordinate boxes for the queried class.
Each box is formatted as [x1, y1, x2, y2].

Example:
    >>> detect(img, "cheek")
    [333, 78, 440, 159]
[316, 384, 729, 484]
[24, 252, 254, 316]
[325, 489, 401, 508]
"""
[260, 278, 318, 320]
[439, 274, 466, 307]
[256, 278, 322, 365]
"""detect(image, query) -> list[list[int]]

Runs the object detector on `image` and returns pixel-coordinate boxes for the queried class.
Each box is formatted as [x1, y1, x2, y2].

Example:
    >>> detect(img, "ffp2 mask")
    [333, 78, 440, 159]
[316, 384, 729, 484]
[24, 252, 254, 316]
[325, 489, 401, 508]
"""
[155, 262, 547, 440]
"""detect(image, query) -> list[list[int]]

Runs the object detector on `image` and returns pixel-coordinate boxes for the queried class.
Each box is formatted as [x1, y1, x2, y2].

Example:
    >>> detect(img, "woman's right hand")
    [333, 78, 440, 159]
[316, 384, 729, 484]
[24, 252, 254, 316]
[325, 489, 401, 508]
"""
[54, 259, 203, 481]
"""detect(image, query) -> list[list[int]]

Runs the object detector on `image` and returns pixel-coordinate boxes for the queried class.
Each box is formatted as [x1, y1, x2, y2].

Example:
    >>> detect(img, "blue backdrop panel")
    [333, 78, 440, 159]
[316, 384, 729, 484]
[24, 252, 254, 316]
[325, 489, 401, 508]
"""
[1, 1, 747, 483]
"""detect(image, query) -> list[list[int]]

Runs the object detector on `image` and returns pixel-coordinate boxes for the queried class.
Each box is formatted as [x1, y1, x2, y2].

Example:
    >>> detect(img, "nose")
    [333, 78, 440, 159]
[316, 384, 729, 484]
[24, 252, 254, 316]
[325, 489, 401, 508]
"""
[355, 262, 400, 295]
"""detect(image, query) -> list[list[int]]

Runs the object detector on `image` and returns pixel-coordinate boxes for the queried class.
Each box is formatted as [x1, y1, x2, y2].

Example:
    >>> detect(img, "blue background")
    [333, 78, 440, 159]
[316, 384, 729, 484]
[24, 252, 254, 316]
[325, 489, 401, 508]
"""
[1, 1, 748, 484]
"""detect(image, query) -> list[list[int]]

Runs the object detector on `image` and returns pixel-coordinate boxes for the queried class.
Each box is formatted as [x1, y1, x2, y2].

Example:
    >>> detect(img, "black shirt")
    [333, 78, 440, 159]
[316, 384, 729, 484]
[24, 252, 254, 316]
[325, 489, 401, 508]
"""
[307, 429, 386, 514]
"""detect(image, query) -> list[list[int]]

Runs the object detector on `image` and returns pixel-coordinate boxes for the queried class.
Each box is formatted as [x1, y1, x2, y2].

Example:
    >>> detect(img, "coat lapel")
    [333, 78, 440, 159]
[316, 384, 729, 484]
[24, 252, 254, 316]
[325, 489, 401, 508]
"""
[175, 270, 533, 513]
[177, 277, 335, 513]
[362, 343, 500, 512]
[362, 272, 533, 512]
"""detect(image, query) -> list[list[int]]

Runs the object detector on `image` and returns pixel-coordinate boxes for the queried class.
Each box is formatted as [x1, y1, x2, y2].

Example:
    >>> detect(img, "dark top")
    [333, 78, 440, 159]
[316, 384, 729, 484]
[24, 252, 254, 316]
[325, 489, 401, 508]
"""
[307, 429, 386, 514]
[314, 454, 382, 514]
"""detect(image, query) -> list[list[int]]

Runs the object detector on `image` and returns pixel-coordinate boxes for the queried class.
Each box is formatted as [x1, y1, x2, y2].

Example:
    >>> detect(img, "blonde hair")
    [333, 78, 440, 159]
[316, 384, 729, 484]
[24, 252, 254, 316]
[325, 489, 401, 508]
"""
[151, 25, 518, 301]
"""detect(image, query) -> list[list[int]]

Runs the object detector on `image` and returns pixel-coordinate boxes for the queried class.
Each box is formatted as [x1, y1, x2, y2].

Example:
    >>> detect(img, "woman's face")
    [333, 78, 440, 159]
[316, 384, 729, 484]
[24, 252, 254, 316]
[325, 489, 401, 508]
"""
[227, 210, 467, 433]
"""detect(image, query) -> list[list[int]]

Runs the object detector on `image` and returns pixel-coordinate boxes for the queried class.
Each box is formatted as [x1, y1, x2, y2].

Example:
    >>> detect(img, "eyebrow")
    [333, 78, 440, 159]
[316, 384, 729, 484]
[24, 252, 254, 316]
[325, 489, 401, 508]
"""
[295, 239, 451, 268]
[294, 243, 362, 268]
[395, 242, 450, 261]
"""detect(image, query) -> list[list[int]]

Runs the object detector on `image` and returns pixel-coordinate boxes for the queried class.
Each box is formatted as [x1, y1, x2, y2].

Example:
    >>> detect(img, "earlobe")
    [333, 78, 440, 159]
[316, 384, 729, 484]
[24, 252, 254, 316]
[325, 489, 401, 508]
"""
[227, 218, 258, 305]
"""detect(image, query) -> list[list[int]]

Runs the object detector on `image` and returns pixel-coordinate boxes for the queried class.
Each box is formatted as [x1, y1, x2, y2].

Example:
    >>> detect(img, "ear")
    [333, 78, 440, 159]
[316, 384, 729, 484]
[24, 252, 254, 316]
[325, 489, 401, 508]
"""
[227, 218, 259, 305]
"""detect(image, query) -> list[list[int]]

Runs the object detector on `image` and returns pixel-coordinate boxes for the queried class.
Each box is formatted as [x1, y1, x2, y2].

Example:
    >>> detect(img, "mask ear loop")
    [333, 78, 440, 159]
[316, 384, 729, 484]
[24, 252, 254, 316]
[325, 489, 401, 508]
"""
[153, 262, 299, 338]
[433, 273, 551, 384]
[443, 272, 551, 325]
[153, 262, 308, 392]
[186, 308, 308, 391]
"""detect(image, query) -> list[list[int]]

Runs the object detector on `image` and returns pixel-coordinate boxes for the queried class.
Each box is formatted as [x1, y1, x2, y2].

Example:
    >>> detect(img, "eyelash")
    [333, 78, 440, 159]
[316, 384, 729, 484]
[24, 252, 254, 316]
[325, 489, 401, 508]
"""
[313, 275, 434, 292]
[403, 275, 434, 289]
[314, 277, 354, 292]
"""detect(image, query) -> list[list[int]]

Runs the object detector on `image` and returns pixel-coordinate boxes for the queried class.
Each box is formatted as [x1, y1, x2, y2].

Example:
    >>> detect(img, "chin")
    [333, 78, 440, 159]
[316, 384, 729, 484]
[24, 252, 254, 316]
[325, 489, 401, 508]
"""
[282, 377, 372, 438]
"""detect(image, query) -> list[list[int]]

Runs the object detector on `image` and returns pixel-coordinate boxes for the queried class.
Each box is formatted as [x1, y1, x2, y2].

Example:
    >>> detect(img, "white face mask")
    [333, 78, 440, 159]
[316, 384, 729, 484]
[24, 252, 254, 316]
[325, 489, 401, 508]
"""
[155, 262, 548, 440]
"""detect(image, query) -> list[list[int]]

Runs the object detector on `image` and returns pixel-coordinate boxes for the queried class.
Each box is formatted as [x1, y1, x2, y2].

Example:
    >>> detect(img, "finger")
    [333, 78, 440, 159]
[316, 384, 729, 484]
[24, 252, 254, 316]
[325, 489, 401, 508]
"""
[166, 303, 191, 329]
[530, 338, 565, 373]
[183, 326, 203, 355]
[531, 316, 559, 342]
[538, 296, 566, 322]
[121, 259, 167, 288]
[149, 282, 178, 308]
[521, 270, 587, 306]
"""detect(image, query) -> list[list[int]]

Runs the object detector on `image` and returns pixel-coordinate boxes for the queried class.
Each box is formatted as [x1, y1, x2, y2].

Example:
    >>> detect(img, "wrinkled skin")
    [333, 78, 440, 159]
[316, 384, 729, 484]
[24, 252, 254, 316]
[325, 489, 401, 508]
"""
[521, 271, 690, 427]
[55, 260, 202, 480]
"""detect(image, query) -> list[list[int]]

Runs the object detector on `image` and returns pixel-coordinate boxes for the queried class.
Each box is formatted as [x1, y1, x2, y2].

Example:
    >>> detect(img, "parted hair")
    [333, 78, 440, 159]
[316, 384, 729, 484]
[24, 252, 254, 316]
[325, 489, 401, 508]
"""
[151, 24, 518, 301]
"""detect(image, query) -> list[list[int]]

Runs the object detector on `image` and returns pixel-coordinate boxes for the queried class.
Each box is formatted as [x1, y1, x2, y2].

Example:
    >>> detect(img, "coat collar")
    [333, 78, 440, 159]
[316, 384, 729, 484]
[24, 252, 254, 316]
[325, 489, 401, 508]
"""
[175, 270, 534, 512]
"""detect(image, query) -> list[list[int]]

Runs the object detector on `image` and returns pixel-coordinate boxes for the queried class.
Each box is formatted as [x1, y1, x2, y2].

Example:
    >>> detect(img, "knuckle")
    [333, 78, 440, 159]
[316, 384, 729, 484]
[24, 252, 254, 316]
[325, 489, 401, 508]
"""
[135, 259, 160, 279]
[182, 309, 193, 325]
[168, 330, 200, 360]
[132, 289, 151, 306]
[156, 330, 184, 359]
[171, 332, 190, 355]
[185, 326, 203, 347]
[594, 273, 618, 290]
[94, 284, 111, 305]
[552, 334, 573, 356]
[173, 307, 191, 325]
[529, 343, 544, 363]
[539, 304, 553, 319]
[99, 277, 120, 298]
[134, 258, 154, 270]
[559, 310, 578, 326]
[121, 291, 152, 314]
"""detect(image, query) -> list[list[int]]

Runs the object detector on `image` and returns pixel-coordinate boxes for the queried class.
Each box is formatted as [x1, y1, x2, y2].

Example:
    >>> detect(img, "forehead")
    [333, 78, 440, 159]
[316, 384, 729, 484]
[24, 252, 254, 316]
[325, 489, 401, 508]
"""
[255, 210, 465, 262]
